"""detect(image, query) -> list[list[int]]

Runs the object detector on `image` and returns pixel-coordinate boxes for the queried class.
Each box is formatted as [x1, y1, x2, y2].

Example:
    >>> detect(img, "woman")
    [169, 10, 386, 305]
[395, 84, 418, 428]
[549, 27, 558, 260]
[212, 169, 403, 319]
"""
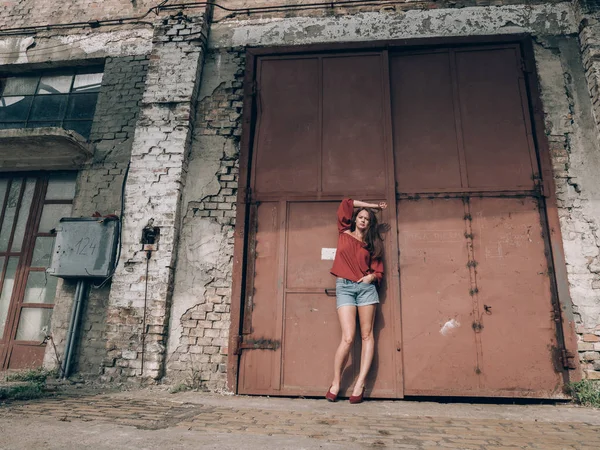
[326, 198, 387, 404]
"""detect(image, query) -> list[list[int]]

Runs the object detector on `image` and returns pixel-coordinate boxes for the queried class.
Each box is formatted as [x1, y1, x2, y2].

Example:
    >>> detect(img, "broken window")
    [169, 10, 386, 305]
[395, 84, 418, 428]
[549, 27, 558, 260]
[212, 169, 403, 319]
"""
[0, 69, 103, 139]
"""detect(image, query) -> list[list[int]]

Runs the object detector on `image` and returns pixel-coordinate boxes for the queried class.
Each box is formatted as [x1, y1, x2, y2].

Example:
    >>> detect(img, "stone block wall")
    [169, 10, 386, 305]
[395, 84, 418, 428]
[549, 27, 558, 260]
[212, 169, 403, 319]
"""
[43, 56, 149, 375]
[166, 48, 244, 390]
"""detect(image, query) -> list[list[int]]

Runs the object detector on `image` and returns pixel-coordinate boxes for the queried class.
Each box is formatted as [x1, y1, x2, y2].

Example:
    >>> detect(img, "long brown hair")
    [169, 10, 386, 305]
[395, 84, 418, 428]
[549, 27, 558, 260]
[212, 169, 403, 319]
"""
[350, 208, 385, 260]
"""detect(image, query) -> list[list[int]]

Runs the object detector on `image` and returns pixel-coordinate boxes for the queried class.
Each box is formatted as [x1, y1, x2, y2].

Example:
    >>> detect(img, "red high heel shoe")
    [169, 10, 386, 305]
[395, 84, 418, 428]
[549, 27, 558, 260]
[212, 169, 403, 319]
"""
[325, 386, 338, 402]
[349, 386, 365, 404]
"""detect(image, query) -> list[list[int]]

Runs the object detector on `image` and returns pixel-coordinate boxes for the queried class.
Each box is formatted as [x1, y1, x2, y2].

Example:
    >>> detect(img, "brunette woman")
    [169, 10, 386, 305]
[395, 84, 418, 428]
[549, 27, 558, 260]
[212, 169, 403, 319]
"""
[326, 198, 387, 404]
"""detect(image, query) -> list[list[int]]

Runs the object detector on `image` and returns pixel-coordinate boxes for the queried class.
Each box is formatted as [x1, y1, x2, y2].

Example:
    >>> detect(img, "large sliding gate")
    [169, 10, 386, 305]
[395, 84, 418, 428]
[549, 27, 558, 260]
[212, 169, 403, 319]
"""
[231, 39, 579, 398]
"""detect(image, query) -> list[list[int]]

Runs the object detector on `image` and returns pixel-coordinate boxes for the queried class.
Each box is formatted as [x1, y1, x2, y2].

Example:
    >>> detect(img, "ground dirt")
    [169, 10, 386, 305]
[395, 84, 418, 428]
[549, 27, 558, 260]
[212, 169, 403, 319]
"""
[0, 384, 599, 449]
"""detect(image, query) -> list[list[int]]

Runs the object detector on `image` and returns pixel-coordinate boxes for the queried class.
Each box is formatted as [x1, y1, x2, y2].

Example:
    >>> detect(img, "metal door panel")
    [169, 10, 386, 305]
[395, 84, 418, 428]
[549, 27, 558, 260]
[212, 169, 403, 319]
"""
[281, 292, 356, 395]
[390, 53, 463, 192]
[322, 55, 386, 194]
[398, 199, 480, 394]
[470, 197, 563, 396]
[253, 58, 320, 195]
[285, 202, 338, 290]
[456, 48, 536, 190]
[238, 202, 282, 394]
[284, 201, 398, 398]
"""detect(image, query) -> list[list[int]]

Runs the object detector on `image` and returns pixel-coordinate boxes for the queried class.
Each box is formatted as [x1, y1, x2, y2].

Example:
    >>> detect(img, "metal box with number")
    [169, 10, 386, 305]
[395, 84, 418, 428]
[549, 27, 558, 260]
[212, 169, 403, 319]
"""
[47, 217, 119, 278]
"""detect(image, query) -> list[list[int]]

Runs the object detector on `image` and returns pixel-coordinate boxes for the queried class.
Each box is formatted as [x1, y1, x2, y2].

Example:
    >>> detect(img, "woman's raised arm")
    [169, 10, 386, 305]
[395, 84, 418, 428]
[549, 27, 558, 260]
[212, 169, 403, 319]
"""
[353, 200, 388, 210]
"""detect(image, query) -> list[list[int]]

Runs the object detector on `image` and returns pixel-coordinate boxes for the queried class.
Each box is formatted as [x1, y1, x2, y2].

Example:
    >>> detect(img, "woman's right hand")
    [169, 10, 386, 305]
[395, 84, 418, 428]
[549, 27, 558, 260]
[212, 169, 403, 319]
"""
[378, 201, 388, 210]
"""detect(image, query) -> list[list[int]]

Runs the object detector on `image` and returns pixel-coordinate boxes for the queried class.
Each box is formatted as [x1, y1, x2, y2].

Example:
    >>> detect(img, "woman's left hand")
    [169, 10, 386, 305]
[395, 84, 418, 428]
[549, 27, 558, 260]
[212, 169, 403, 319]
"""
[357, 274, 375, 284]
[378, 201, 388, 210]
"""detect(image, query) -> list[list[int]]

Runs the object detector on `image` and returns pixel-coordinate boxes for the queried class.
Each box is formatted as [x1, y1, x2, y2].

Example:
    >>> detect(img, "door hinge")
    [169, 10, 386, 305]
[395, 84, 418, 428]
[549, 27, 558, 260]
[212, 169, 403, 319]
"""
[234, 336, 280, 354]
[561, 349, 577, 370]
[251, 80, 258, 96]
[520, 57, 533, 74]
[243, 187, 253, 205]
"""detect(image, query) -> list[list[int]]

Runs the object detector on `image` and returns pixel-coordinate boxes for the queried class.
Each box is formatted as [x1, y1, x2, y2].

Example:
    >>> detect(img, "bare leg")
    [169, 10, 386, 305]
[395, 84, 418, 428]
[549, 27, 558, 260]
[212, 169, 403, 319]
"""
[352, 304, 377, 397]
[330, 306, 356, 395]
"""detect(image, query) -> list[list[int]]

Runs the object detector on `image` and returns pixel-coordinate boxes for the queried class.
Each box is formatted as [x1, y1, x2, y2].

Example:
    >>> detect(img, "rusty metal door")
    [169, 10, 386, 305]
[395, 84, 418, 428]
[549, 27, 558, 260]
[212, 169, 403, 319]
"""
[0, 173, 75, 370]
[237, 53, 402, 398]
[237, 42, 574, 399]
[391, 46, 568, 397]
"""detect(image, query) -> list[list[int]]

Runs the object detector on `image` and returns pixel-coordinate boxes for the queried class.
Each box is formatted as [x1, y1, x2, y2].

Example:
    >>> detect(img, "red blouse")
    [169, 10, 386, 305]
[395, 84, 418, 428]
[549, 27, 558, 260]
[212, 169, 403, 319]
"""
[330, 198, 384, 283]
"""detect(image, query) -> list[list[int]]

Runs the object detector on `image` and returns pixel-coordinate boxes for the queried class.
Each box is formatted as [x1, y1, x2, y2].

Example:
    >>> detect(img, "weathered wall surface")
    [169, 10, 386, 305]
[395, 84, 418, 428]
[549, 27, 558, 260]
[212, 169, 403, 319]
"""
[101, 9, 212, 381]
[212, 0, 567, 22]
[166, 49, 244, 390]
[0, 29, 153, 67]
[534, 37, 600, 379]
[43, 56, 149, 375]
[209, 3, 577, 49]
[0, 0, 158, 29]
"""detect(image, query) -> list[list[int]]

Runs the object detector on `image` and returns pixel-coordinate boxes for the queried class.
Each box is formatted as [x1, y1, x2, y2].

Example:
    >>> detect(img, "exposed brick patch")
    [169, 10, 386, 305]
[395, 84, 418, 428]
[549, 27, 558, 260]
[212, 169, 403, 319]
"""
[91, 56, 149, 163]
[166, 49, 244, 390]
[101, 10, 211, 382]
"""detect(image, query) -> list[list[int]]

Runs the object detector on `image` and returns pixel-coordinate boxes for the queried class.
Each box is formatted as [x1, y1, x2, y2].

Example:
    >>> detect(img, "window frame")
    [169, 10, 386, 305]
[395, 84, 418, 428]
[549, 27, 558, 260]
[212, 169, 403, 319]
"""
[0, 67, 104, 139]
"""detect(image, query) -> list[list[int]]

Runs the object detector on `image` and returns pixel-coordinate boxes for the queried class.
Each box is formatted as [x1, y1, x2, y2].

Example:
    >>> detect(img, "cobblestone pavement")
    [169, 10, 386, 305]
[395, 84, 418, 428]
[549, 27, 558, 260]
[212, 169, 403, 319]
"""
[1, 388, 599, 449]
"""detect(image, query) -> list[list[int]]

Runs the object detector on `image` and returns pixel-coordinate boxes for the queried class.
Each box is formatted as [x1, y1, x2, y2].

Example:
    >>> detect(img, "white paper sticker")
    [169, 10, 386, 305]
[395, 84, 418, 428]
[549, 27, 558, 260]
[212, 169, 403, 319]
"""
[321, 248, 337, 260]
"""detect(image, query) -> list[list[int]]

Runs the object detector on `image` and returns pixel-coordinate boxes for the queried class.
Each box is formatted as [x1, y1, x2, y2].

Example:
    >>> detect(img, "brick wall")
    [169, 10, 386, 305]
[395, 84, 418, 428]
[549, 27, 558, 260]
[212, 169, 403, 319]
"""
[572, 8, 600, 379]
[165, 48, 244, 390]
[101, 9, 211, 381]
[43, 56, 149, 375]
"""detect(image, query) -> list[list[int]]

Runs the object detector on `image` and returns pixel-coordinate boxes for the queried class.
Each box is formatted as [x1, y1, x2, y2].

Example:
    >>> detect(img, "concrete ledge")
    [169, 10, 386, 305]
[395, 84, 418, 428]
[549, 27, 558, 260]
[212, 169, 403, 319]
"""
[0, 127, 92, 171]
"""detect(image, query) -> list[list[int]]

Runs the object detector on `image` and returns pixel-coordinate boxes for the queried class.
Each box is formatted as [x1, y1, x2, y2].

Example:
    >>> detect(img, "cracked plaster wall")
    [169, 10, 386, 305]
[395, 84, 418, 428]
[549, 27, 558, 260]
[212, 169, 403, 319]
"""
[534, 38, 600, 379]
[0, 0, 158, 29]
[101, 11, 211, 381]
[166, 49, 244, 390]
[209, 2, 577, 49]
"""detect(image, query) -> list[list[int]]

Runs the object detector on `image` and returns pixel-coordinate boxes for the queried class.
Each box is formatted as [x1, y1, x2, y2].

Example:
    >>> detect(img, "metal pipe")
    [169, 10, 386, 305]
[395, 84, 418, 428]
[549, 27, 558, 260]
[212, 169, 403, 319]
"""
[62, 279, 87, 378]
[60, 280, 81, 378]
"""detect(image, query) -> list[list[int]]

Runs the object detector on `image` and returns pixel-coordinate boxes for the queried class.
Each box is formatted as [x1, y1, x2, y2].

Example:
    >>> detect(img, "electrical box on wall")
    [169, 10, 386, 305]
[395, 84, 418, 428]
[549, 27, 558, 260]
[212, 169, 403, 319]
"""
[47, 217, 119, 278]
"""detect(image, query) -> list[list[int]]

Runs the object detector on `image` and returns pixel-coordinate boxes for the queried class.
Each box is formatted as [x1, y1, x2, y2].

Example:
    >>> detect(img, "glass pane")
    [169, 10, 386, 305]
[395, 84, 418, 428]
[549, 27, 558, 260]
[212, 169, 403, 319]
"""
[27, 121, 61, 128]
[72, 73, 103, 93]
[63, 120, 92, 139]
[0, 122, 25, 129]
[37, 75, 72, 94]
[0, 179, 22, 252]
[65, 93, 98, 120]
[46, 173, 77, 200]
[11, 178, 36, 252]
[29, 95, 68, 121]
[0, 257, 18, 337]
[23, 271, 58, 304]
[38, 203, 72, 233]
[2, 77, 39, 96]
[15, 308, 53, 341]
[31, 237, 54, 267]
[0, 96, 33, 122]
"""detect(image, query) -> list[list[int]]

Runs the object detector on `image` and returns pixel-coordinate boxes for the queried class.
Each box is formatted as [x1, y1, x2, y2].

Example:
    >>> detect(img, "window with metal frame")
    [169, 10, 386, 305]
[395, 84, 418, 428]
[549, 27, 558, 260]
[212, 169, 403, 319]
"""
[0, 69, 103, 139]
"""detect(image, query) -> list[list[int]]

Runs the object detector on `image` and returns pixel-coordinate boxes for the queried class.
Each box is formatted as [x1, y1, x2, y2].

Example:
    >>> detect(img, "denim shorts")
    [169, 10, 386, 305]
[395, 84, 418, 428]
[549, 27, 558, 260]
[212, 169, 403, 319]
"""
[335, 278, 380, 309]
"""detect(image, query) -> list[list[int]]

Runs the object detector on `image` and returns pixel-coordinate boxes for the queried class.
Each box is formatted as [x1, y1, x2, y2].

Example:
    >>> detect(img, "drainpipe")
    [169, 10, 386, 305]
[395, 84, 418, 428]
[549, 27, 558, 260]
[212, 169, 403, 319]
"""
[61, 279, 88, 379]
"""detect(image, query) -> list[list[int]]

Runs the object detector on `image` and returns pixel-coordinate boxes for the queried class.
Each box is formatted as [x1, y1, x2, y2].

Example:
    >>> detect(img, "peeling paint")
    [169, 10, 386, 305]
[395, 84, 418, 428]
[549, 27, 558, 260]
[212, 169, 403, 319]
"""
[440, 318, 460, 336]
[209, 4, 577, 49]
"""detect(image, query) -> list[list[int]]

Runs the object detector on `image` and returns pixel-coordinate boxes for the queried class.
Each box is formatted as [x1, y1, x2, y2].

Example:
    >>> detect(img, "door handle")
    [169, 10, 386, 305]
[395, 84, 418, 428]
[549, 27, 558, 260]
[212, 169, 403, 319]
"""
[324, 288, 336, 297]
